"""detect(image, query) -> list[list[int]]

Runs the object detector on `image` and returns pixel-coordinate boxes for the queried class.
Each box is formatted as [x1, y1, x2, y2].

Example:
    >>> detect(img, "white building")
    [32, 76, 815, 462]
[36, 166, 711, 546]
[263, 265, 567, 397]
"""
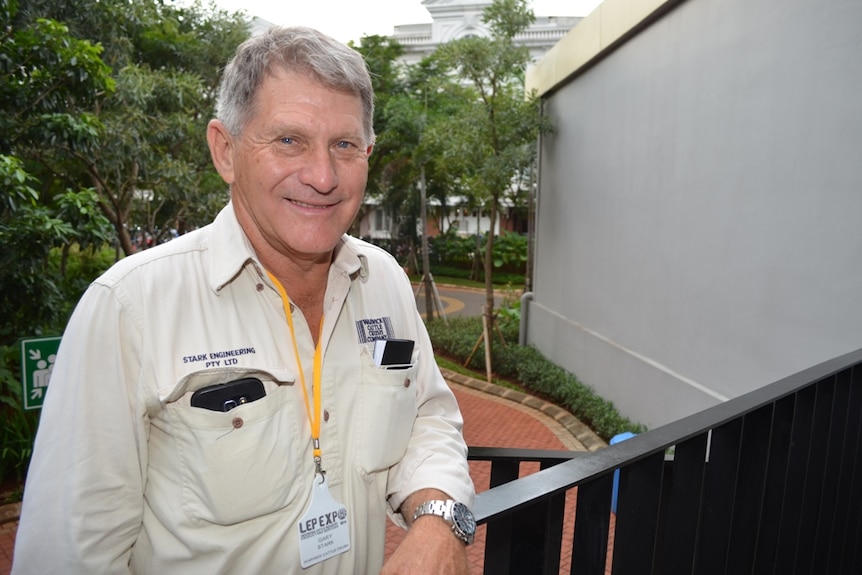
[392, 0, 581, 65]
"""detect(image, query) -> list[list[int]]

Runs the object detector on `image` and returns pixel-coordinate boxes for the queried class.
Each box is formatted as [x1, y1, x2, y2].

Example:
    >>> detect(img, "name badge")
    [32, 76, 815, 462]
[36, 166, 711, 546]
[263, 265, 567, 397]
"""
[298, 474, 351, 568]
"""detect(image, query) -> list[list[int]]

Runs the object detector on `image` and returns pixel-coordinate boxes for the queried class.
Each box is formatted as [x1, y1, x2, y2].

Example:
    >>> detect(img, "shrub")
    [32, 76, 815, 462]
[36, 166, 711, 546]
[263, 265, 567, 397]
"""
[0, 344, 40, 488]
[492, 231, 528, 272]
[425, 230, 529, 278]
[427, 316, 646, 441]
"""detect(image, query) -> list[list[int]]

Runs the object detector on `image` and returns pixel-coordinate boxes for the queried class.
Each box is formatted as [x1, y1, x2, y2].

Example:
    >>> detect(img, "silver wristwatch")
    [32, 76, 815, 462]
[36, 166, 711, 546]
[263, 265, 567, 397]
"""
[412, 499, 476, 545]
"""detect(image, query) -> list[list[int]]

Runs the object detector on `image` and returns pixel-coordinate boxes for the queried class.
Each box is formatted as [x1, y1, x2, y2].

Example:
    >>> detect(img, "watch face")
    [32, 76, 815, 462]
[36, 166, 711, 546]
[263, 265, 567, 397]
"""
[451, 502, 477, 535]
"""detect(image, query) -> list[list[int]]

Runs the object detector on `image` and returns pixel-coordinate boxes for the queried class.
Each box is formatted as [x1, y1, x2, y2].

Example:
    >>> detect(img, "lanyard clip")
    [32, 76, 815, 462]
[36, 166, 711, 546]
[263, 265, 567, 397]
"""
[313, 438, 324, 475]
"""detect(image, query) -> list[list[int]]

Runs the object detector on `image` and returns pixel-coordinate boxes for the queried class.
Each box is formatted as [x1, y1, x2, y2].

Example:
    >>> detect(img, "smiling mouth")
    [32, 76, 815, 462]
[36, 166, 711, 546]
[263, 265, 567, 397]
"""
[288, 199, 334, 210]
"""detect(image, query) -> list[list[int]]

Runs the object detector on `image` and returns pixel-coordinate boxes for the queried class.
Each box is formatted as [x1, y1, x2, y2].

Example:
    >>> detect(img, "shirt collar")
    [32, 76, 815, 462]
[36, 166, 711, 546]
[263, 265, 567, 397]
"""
[207, 202, 366, 292]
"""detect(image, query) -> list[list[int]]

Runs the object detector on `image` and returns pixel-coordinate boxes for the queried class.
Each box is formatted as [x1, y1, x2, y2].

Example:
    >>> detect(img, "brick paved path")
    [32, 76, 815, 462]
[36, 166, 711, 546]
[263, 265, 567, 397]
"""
[0, 371, 606, 574]
[0, 518, 15, 575]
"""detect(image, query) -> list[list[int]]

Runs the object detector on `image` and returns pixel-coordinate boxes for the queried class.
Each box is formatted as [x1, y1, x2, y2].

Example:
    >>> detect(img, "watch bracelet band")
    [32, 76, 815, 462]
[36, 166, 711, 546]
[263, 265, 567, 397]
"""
[412, 499, 453, 522]
[412, 499, 475, 545]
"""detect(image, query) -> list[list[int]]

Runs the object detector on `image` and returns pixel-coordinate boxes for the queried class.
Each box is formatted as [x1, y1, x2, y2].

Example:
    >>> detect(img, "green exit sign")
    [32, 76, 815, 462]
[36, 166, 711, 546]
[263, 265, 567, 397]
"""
[20, 336, 62, 410]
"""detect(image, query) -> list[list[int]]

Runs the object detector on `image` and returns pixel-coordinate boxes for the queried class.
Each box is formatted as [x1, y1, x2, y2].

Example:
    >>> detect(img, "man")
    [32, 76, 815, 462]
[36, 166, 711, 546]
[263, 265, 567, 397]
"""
[13, 26, 475, 574]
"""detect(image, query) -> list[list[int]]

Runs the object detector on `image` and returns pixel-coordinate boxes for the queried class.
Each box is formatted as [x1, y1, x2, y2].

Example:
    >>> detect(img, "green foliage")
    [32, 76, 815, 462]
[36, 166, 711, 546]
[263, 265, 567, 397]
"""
[0, 156, 115, 344]
[428, 230, 528, 274]
[422, 266, 525, 287]
[492, 231, 528, 269]
[0, 182, 71, 343]
[482, 0, 536, 39]
[427, 317, 647, 441]
[349, 34, 406, 197]
[55, 188, 114, 247]
[351, 2, 550, 315]
[422, 0, 553, 338]
[0, 0, 246, 342]
[496, 284, 522, 331]
[0, 155, 39, 211]
[0, 8, 114, 154]
[3, 0, 249, 255]
[432, 0, 545, 203]
[0, 344, 40, 488]
[48, 243, 117, 307]
[429, 229, 475, 264]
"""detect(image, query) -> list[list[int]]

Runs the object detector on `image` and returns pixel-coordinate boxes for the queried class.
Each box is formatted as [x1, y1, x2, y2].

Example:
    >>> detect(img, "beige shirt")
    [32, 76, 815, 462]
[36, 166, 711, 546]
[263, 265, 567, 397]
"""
[13, 204, 474, 575]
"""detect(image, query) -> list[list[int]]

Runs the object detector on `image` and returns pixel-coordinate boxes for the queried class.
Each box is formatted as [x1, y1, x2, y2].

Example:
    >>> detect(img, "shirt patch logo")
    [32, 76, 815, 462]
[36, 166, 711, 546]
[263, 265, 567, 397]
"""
[355, 317, 394, 343]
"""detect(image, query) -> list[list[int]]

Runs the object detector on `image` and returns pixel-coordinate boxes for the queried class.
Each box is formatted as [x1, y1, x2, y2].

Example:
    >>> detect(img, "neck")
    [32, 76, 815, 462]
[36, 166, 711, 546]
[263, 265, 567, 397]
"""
[269, 260, 329, 346]
[233, 206, 336, 343]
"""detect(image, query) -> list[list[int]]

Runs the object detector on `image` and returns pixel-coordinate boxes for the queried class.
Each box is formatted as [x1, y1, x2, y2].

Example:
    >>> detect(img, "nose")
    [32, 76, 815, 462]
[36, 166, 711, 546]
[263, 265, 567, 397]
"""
[298, 144, 338, 194]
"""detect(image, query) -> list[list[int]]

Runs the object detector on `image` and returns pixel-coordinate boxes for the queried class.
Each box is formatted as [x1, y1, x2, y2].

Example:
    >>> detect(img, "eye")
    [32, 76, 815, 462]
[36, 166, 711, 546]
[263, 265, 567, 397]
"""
[335, 140, 355, 150]
[280, 137, 296, 145]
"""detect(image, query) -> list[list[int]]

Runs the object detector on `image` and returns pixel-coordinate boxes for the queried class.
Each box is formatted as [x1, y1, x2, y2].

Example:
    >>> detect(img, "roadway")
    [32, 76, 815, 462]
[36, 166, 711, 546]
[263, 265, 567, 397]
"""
[412, 281, 504, 319]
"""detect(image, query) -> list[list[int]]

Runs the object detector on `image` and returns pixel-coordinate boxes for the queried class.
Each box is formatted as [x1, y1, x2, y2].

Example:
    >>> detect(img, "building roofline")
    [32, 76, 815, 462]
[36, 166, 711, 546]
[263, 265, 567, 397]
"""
[526, 0, 683, 98]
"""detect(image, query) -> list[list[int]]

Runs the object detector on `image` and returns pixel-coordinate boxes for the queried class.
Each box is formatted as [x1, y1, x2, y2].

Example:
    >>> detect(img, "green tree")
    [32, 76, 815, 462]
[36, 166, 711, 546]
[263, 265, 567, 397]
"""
[352, 35, 467, 282]
[0, 0, 116, 343]
[348, 34, 412, 248]
[432, 0, 552, 377]
[372, 53, 480, 315]
[15, 0, 249, 255]
[349, 34, 406, 197]
[0, 0, 248, 340]
[0, 0, 247, 483]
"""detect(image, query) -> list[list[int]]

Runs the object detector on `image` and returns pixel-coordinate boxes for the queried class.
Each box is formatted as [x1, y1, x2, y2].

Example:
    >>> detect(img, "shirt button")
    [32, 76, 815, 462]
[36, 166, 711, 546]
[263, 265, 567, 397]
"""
[403, 378, 411, 388]
[323, 410, 330, 422]
[256, 283, 264, 291]
[232, 417, 244, 429]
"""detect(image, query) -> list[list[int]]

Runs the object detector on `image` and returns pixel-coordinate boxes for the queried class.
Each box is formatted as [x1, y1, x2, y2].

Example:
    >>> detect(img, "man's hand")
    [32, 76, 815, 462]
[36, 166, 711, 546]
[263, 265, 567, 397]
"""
[380, 489, 471, 575]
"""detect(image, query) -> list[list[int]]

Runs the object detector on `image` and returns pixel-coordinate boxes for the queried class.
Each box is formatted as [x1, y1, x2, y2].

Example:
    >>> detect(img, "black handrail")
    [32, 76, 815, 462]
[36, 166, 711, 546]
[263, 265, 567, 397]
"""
[467, 347, 862, 574]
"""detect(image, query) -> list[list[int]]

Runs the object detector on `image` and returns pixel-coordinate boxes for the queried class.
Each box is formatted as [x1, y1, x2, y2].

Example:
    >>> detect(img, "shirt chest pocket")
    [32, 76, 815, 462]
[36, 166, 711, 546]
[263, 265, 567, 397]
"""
[156, 368, 310, 526]
[352, 349, 419, 475]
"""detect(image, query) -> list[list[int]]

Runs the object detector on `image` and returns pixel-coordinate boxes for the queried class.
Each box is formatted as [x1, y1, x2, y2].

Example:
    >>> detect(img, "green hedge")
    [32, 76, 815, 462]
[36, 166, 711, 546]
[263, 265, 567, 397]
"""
[427, 316, 646, 441]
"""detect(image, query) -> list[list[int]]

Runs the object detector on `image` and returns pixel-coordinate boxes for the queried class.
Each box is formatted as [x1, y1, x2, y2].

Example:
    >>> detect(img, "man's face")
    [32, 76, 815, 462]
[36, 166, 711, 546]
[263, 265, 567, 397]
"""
[209, 68, 372, 263]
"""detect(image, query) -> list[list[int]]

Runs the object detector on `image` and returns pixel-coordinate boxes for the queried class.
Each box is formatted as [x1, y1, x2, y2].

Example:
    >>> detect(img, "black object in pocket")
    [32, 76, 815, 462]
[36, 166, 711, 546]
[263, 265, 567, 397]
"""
[190, 377, 266, 412]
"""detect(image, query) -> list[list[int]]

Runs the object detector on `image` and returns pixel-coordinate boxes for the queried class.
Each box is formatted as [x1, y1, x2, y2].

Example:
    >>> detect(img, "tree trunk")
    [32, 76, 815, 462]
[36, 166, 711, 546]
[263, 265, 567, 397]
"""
[98, 199, 134, 256]
[484, 201, 498, 318]
[90, 164, 136, 257]
[419, 166, 434, 321]
[115, 220, 134, 256]
[482, 199, 498, 381]
[471, 210, 482, 281]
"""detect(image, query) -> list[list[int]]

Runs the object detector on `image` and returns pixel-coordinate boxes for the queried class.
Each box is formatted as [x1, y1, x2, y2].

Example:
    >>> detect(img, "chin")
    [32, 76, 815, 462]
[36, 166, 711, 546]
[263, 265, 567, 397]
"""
[285, 236, 342, 258]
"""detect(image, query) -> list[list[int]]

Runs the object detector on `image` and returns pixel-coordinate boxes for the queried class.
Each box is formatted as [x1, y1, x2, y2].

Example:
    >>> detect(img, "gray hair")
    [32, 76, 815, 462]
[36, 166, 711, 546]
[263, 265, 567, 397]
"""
[215, 26, 375, 145]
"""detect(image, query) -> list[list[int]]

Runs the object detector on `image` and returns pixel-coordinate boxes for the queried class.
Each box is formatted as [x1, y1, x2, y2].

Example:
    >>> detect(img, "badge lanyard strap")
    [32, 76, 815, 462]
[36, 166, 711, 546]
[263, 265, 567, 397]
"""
[267, 271, 325, 476]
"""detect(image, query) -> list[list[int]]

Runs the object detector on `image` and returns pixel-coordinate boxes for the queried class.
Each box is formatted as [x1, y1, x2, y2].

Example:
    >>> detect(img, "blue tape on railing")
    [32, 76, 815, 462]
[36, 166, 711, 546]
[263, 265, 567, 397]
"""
[610, 432, 637, 513]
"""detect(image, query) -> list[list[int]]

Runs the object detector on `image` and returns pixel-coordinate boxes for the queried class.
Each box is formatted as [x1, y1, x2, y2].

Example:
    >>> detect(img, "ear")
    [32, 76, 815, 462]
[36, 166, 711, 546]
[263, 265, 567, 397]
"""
[365, 144, 374, 158]
[207, 119, 236, 184]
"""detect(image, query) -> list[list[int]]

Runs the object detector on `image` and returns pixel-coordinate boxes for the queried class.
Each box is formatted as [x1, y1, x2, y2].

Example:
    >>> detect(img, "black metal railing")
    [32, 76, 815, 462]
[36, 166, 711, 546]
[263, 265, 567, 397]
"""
[468, 347, 862, 574]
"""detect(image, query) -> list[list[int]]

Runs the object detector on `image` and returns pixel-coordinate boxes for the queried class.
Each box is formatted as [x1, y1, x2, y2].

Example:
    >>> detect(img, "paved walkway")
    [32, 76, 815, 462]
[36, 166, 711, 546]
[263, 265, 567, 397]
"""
[0, 369, 606, 575]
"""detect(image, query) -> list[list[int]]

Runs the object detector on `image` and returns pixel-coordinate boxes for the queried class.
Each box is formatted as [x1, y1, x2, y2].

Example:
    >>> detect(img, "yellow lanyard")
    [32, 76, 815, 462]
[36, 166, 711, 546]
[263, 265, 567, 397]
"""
[267, 271, 325, 474]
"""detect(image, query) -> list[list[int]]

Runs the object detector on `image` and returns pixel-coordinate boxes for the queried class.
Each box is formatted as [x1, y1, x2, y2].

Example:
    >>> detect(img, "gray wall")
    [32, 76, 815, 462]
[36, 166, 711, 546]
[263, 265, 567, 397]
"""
[529, 0, 862, 428]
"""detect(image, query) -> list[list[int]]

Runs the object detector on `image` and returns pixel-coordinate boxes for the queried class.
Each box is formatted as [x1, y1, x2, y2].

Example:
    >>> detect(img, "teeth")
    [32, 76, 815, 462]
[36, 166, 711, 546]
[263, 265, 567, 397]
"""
[291, 199, 327, 209]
